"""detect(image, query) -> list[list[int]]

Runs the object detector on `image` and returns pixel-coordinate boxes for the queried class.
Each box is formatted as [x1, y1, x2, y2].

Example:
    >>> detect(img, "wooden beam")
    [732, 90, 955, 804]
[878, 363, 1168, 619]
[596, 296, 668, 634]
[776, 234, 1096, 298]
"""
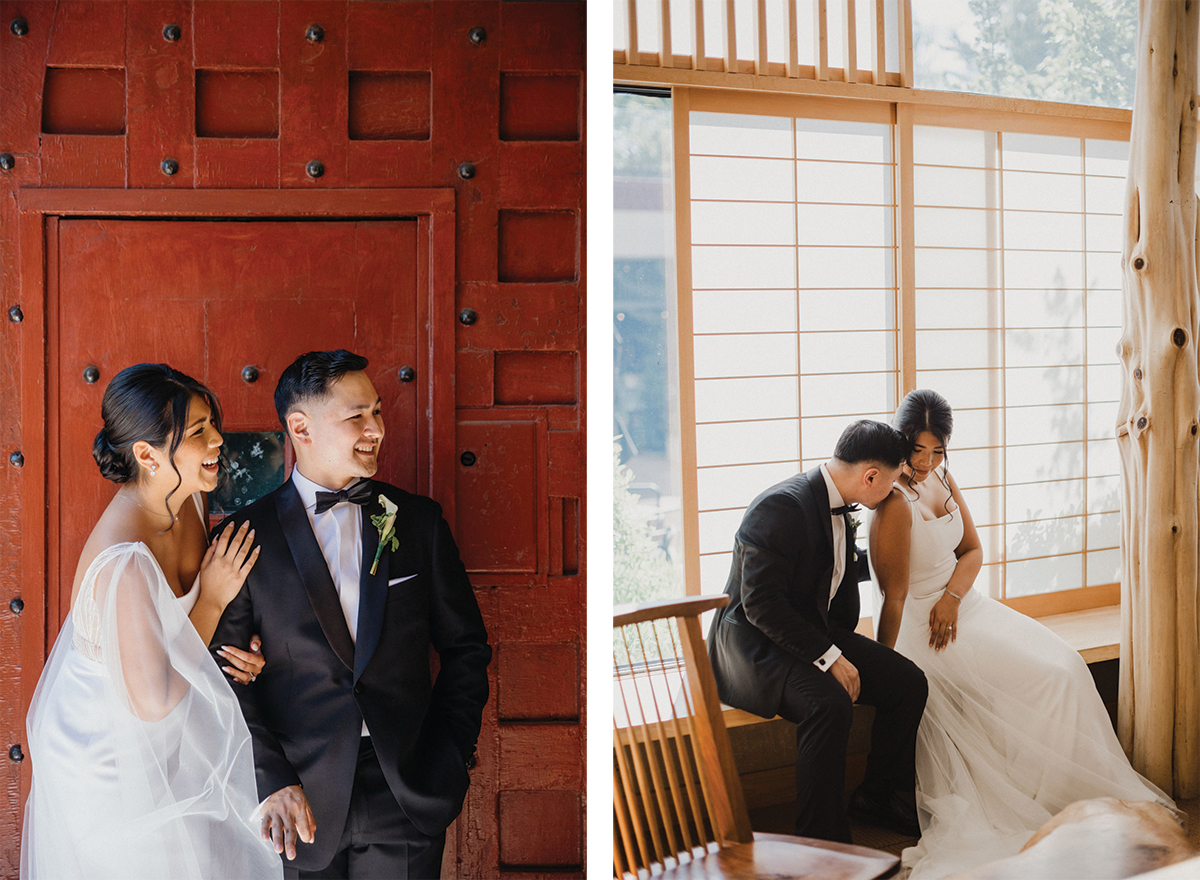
[895, 103, 917, 396]
[626, 0, 639, 61]
[672, 88, 704, 597]
[723, 0, 737, 73]
[814, 0, 829, 81]
[870, 0, 886, 84]
[1118, 0, 1200, 799]
[843, 0, 858, 84]
[898, 0, 914, 87]
[787, 0, 799, 79]
[693, 0, 706, 71]
[754, 0, 768, 75]
[660, 0, 672, 68]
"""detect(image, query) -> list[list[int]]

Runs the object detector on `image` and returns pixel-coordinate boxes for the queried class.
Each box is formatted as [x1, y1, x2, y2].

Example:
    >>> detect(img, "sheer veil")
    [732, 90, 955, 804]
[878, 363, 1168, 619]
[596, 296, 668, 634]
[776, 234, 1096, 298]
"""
[22, 543, 280, 879]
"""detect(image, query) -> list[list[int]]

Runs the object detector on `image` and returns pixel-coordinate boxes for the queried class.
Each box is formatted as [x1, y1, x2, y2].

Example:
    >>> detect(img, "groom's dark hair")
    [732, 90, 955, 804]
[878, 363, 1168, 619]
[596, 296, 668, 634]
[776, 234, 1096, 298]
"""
[275, 349, 370, 427]
[832, 419, 908, 469]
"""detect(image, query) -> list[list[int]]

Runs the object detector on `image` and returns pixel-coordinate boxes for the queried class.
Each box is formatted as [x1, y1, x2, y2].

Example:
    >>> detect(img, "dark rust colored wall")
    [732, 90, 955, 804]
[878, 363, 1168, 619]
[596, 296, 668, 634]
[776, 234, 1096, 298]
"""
[0, 2, 585, 876]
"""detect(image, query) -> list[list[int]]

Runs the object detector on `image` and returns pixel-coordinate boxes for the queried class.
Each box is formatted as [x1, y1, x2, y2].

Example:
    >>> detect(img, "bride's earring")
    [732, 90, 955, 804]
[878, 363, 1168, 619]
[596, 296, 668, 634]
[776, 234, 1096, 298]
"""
[150, 462, 158, 476]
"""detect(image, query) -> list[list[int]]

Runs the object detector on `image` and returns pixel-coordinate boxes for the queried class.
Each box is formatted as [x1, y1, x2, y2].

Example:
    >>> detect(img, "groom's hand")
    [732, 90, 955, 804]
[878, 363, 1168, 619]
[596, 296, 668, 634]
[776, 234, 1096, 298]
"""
[829, 655, 861, 702]
[261, 784, 316, 860]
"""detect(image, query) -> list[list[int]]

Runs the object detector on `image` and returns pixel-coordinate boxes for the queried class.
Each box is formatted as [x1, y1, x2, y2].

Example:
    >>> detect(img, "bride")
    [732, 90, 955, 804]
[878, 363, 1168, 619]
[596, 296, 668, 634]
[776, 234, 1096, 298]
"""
[22, 363, 282, 879]
[869, 388, 1176, 880]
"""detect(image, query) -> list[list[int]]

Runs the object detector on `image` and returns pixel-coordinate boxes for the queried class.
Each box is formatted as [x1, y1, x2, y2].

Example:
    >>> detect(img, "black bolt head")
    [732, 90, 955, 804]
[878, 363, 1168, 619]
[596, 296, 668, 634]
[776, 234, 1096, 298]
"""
[161, 158, 179, 176]
[468, 26, 486, 45]
[8, 451, 23, 468]
[398, 365, 416, 383]
[10, 17, 28, 37]
[306, 24, 324, 42]
[8, 744, 23, 763]
[8, 597, 23, 614]
[306, 160, 325, 179]
[241, 365, 260, 384]
[83, 365, 100, 384]
[458, 307, 478, 326]
[458, 162, 476, 180]
[460, 451, 477, 467]
[7, 304, 22, 323]
[163, 23, 181, 42]
[0, 153, 14, 171]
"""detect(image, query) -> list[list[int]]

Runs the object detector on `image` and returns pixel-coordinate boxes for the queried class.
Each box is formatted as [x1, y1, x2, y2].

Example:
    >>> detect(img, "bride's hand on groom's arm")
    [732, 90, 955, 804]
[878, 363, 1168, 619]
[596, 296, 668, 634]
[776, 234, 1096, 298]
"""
[200, 520, 261, 608]
[217, 634, 265, 685]
[261, 784, 316, 860]
[829, 655, 861, 702]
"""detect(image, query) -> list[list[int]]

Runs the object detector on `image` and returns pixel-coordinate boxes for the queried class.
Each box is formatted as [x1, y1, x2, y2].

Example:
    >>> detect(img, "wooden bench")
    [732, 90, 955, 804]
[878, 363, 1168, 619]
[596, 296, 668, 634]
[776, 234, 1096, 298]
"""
[726, 605, 1121, 810]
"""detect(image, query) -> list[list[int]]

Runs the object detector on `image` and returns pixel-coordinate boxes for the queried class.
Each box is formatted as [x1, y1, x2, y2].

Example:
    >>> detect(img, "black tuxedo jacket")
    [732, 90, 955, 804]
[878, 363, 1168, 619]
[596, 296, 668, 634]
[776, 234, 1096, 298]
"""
[706, 467, 862, 719]
[210, 478, 491, 870]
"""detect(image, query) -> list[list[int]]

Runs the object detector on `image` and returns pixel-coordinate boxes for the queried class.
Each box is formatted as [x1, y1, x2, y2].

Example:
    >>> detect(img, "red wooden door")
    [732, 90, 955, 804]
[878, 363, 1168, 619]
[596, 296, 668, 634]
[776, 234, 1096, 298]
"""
[0, 3, 585, 876]
[51, 217, 420, 632]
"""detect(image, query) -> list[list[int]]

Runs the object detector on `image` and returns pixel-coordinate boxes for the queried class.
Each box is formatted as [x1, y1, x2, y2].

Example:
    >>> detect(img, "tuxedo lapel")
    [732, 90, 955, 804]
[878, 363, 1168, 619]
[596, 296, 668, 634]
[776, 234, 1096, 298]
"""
[275, 481, 355, 671]
[354, 482, 390, 682]
[803, 467, 835, 619]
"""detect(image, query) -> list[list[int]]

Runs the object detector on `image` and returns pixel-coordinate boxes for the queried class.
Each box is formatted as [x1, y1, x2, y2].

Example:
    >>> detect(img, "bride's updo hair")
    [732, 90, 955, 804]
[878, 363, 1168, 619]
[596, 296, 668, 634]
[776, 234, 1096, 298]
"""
[892, 389, 954, 504]
[93, 364, 223, 523]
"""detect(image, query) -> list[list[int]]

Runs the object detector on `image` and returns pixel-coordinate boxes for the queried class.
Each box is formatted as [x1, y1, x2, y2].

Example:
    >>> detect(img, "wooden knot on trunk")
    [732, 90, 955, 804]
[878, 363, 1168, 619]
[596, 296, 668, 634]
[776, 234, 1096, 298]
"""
[1191, 423, 1198, 436]
[1133, 256, 1147, 270]
[1135, 368, 1143, 380]
[1173, 328, 1187, 347]
[1137, 416, 1149, 430]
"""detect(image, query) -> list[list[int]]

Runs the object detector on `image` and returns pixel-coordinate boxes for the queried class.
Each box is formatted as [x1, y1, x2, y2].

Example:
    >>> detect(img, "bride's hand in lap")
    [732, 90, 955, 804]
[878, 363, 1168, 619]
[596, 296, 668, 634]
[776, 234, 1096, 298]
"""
[929, 594, 959, 651]
[217, 634, 265, 685]
[200, 520, 260, 608]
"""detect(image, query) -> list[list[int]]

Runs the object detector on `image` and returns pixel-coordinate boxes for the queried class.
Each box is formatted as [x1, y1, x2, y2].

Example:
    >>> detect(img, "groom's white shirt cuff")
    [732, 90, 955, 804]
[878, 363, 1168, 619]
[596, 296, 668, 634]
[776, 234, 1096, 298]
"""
[814, 644, 842, 671]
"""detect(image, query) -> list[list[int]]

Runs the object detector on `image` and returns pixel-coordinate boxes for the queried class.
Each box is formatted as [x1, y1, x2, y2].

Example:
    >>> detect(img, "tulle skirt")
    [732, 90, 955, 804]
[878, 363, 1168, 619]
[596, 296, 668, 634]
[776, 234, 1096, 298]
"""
[895, 589, 1175, 880]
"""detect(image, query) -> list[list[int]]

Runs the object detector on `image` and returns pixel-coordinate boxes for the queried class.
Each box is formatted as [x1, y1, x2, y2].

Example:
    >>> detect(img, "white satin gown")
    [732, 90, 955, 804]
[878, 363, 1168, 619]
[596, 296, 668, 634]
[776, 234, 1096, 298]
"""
[884, 482, 1175, 880]
[21, 510, 281, 879]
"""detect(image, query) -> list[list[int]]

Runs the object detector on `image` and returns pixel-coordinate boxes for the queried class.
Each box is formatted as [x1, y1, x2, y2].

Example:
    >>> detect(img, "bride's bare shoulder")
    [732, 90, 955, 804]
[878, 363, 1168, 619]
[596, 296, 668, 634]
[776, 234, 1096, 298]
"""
[873, 486, 913, 526]
[70, 502, 145, 600]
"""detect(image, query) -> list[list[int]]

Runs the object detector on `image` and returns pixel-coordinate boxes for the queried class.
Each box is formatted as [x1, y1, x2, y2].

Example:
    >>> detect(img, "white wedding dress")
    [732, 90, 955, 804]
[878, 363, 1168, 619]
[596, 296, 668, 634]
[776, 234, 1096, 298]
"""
[22, 520, 281, 879]
[886, 482, 1175, 880]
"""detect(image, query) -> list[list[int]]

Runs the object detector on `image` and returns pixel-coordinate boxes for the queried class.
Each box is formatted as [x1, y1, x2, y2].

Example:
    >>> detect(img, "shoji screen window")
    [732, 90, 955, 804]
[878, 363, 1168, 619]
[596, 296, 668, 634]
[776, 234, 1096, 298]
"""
[686, 106, 899, 599]
[912, 125, 1128, 600]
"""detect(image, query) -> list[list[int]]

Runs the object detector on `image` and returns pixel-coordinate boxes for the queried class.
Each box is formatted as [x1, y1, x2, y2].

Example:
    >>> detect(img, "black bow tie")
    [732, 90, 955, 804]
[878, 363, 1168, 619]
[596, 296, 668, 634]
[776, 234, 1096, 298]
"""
[831, 504, 860, 516]
[313, 480, 374, 514]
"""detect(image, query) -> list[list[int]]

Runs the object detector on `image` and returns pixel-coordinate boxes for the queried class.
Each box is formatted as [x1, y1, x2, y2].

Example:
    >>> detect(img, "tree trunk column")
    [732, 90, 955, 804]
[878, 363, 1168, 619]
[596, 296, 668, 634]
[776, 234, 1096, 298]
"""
[1118, 0, 1200, 798]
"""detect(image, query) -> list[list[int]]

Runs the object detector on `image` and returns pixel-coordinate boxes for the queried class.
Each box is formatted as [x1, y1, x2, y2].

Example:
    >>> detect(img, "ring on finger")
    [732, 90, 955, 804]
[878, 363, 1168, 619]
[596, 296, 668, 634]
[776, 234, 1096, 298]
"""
[249, 672, 257, 682]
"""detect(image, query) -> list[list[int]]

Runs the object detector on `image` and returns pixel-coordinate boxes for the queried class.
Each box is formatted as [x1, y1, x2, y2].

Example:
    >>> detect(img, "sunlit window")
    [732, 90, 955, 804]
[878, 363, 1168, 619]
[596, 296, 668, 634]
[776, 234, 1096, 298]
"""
[688, 111, 898, 613]
[913, 129, 1128, 598]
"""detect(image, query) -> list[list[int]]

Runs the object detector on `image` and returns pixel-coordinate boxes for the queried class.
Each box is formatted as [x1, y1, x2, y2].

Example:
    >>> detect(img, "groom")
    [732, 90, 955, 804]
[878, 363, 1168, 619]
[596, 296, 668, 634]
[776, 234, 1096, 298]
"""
[707, 420, 927, 844]
[211, 349, 491, 879]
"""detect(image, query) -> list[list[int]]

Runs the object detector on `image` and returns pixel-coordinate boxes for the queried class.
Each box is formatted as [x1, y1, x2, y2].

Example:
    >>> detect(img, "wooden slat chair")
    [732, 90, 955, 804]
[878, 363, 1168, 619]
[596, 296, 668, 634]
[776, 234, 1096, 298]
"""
[613, 594, 899, 880]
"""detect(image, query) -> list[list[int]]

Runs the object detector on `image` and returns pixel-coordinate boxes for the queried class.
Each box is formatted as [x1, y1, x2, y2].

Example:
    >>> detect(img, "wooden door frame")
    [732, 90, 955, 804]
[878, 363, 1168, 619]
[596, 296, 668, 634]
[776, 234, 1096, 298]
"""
[16, 187, 457, 699]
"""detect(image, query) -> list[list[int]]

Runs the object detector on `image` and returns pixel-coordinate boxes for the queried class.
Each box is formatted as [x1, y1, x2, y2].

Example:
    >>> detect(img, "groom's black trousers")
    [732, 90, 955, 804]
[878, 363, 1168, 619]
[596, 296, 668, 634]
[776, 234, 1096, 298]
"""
[775, 627, 927, 843]
[283, 737, 446, 880]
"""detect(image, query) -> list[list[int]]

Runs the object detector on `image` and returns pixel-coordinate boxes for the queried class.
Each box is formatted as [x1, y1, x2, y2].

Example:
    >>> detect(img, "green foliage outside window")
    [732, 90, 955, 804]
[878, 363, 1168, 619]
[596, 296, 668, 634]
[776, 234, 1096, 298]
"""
[916, 0, 1137, 109]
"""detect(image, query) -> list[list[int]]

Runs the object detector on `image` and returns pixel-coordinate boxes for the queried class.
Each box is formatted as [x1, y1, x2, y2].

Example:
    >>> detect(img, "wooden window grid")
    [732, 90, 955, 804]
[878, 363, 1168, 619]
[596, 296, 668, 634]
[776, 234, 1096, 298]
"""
[645, 72, 1135, 617]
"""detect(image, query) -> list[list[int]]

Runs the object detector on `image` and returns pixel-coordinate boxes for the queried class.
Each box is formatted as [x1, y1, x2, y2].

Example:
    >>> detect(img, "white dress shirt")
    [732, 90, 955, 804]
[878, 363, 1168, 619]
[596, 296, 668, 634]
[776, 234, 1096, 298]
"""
[814, 463, 848, 673]
[291, 468, 368, 734]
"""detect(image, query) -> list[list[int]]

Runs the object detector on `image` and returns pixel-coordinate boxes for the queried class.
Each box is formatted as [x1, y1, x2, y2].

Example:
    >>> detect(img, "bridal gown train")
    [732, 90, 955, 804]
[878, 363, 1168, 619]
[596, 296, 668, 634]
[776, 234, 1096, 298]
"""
[887, 484, 1175, 880]
[21, 533, 281, 879]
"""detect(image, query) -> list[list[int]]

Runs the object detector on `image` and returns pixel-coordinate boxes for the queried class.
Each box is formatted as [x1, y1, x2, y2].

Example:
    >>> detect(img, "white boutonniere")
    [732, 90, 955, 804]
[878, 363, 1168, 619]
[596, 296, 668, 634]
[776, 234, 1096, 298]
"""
[369, 494, 399, 575]
[849, 515, 862, 562]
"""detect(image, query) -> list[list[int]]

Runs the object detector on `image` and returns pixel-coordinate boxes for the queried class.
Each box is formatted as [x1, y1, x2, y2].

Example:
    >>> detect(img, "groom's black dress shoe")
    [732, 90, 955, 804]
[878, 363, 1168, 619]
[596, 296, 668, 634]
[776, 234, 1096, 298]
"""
[847, 787, 921, 838]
